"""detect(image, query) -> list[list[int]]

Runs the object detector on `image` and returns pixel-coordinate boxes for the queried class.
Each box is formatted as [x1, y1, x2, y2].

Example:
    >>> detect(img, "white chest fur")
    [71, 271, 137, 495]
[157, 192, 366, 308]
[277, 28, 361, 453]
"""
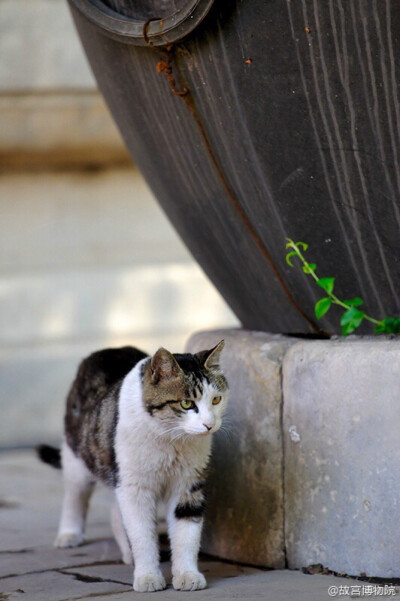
[115, 359, 212, 498]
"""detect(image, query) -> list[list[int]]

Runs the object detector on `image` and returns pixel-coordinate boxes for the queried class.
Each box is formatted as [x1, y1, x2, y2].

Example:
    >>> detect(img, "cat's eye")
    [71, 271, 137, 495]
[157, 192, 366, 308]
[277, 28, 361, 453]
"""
[180, 399, 194, 410]
[212, 395, 222, 405]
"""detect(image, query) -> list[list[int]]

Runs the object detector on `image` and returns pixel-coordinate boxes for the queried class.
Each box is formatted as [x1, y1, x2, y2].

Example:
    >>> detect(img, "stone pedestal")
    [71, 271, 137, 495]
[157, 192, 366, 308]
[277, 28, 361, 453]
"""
[187, 329, 400, 578]
[283, 338, 400, 578]
[186, 329, 296, 568]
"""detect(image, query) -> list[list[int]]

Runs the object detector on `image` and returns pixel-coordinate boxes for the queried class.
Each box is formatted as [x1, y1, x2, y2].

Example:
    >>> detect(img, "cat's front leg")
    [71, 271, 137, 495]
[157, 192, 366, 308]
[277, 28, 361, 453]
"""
[168, 484, 207, 591]
[116, 486, 166, 593]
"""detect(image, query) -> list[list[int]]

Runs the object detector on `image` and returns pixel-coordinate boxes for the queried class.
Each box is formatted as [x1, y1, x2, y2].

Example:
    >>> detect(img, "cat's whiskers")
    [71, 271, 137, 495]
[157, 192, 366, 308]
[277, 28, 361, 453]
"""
[153, 428, 177, 440]
[154, 424, 186, 442]
[219, 416, 237, 432]
[216, 422, 238, 444]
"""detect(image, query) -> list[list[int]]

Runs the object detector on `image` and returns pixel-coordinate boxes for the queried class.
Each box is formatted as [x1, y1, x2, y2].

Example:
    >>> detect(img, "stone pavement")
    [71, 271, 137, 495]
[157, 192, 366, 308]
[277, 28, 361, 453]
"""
[0, 451, 396, 601]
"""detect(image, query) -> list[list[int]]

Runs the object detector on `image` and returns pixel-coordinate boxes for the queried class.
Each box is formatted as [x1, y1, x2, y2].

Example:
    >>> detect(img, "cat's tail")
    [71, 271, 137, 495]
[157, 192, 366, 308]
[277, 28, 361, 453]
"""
[36, 444, 62, 469]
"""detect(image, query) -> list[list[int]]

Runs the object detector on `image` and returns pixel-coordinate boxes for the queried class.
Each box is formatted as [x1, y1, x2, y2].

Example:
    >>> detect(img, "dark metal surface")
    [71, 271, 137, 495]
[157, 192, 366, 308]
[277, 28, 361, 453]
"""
[68, 0, 215, 46]
[104, 0, 190, 19]
[69, 0, 400, 334]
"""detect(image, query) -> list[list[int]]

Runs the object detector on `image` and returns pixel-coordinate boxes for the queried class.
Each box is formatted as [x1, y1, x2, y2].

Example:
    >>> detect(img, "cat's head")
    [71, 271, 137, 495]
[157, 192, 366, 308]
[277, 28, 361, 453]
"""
[142, 340, 228, 437]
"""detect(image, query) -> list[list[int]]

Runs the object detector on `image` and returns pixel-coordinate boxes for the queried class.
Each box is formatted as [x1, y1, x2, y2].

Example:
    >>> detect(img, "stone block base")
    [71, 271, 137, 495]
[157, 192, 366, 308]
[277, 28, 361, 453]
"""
[283, 338, 400, 578]
[186, 329, 296, 569]
[187, 330, 400, 578]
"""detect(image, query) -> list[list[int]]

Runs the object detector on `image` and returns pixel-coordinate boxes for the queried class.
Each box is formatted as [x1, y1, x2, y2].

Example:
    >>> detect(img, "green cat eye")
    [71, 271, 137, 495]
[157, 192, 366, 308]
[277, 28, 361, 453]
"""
[212, 395, 222, 405]
[180, 399, 193, 410]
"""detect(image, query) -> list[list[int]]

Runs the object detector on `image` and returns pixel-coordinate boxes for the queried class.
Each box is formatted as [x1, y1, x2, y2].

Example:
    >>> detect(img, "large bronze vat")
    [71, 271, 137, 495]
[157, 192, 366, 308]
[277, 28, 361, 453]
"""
[68, 0, 400, 334]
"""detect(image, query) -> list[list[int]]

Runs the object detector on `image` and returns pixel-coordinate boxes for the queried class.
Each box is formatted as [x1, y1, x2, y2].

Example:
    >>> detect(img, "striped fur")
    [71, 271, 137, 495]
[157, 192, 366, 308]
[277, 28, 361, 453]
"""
[52, 340, 228, 592]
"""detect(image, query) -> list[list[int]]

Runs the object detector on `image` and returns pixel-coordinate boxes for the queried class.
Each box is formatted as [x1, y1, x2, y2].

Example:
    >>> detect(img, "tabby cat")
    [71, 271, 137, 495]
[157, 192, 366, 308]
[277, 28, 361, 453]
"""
[39, 340, 228, 592]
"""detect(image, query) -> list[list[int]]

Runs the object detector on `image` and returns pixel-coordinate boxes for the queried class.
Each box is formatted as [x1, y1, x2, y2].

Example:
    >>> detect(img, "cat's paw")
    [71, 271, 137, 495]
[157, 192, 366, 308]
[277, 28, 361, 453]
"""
[173, 571, 207, 591]
[54, 532, 85, 548]
[133, 572, 166, 593]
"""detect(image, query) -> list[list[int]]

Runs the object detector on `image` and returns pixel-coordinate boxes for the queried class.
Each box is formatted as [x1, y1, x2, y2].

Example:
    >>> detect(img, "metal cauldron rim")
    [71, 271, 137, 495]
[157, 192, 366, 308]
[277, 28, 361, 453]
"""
[68, 0, 214, 46]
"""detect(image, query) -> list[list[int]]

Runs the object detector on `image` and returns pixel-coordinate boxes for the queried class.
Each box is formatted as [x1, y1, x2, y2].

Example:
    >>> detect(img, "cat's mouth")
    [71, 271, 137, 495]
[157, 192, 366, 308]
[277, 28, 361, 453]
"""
[182, 428, 213, 437]
[194, 425, 219, 437]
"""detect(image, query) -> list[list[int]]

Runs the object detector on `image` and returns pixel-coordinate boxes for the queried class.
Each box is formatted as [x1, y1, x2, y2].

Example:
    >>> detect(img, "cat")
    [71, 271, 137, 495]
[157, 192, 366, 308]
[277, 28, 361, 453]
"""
[38, 340, 228, 593]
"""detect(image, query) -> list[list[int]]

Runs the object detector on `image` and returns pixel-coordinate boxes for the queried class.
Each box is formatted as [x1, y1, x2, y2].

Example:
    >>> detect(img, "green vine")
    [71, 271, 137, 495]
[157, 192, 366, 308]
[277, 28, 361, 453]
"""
[285, 238, 400, 336]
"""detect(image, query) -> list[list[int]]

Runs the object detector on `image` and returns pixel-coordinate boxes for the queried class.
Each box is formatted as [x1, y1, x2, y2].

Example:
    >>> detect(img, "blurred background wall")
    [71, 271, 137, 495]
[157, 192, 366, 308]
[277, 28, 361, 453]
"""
[0, 0, 238, 448]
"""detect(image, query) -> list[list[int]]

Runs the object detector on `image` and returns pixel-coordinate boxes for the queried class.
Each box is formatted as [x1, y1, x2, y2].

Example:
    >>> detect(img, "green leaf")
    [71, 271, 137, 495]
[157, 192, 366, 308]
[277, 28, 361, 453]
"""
[387, 317, 400, 333]
[374, 317, 400, 334]
[341, 307, 365, 325]
[317, 277, 335, 295]
[302, 262, 316, 274]
[340, 307, 365, 335]
[285, 238, 294, 249]
[343, 297, 363, 307]
[315, 297, 332, 319]
[286, 251, 297, 267]
[342, 321, 358, 336]
[296, 242, 308, 251]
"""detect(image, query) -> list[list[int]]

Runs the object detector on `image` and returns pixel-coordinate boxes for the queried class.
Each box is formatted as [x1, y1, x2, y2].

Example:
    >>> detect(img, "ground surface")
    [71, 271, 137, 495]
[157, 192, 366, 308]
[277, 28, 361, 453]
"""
[0, 451, 395, 601]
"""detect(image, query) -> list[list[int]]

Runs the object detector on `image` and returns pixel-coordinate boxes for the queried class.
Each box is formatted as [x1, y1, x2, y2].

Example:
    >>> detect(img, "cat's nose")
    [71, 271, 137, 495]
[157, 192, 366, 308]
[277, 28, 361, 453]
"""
[203, 423, 213, 431]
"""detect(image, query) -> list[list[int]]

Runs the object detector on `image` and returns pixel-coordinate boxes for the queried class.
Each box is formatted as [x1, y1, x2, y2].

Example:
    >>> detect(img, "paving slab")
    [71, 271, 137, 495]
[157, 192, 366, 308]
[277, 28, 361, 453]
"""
[0, 450, 397, 601]
[186, 329, 296, 568]
[0, 542, 121, 580]
[0, 569, 131, 601]
[2, 561, 394, 601]
[0, 451, 113, 551]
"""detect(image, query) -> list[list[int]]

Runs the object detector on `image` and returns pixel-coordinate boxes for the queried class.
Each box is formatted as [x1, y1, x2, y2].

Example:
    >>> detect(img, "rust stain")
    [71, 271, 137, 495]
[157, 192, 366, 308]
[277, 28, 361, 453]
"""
[142, 21, 325, 335]
[144, 21, 188, 96]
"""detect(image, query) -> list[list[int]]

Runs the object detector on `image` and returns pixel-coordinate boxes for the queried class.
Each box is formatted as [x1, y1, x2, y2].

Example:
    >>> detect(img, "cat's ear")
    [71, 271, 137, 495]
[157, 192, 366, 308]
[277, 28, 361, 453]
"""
[151, 348, 181, 384]
[197, 340, 225, 371]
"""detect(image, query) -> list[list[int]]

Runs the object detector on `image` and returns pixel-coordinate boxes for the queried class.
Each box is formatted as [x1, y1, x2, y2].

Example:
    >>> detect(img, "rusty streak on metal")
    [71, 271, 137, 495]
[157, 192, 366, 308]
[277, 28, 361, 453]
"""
[142, 21, 325, 335]
[143, 19, 188, 96]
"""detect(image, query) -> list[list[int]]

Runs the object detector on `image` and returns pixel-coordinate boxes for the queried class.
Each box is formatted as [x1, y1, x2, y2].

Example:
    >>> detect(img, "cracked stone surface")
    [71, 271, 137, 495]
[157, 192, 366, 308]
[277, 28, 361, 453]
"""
[0, 450, 390, 600]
